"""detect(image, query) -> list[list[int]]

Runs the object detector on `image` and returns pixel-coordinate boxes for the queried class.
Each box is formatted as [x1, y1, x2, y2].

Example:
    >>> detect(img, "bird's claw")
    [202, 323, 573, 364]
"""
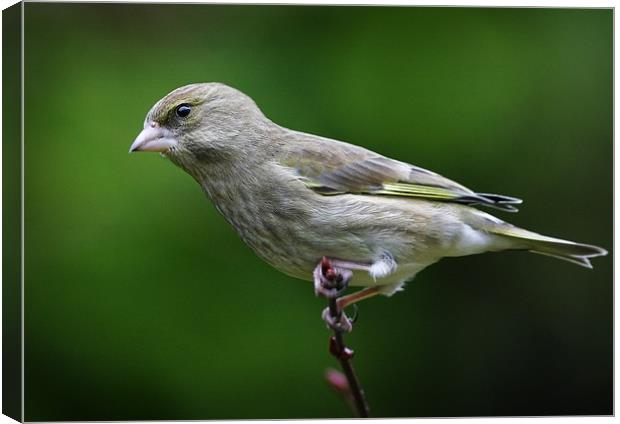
[313, 257, 353, 299]
[322, 307, 353, 333]
[349, 303, 359, 324]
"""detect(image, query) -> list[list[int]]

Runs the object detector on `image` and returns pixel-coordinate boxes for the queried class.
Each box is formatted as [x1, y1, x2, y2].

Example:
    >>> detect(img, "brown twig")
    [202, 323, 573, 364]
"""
[317, 258, 370, 418]
[325, 297, 370, 417]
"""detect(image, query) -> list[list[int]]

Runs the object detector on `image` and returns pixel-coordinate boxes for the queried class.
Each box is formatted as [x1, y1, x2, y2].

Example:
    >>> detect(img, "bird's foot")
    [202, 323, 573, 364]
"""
[322, 306, 353, 333]
[314, 257, 355, 332]
[313, 257, 353, 299]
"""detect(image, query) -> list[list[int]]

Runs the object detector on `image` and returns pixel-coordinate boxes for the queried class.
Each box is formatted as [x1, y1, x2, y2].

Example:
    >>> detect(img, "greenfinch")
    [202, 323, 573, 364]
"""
[130, 83, 607, 311]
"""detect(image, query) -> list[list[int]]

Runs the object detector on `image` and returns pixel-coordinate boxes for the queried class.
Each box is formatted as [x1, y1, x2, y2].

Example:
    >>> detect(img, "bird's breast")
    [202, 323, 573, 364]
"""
[201, 175, 322, 278]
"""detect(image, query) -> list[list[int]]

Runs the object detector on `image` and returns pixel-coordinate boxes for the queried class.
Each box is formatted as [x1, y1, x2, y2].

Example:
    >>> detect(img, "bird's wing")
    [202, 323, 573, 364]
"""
[279, 135, 521, 212]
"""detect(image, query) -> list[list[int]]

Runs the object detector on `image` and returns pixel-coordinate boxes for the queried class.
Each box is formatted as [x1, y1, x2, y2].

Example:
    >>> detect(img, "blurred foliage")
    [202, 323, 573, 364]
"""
[22, 4, 611, 420]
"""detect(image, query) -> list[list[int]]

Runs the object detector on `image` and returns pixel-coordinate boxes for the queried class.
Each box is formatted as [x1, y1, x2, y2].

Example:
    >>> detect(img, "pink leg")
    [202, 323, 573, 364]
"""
[328, 258, 372, 272]
[337, 286, 382, 310]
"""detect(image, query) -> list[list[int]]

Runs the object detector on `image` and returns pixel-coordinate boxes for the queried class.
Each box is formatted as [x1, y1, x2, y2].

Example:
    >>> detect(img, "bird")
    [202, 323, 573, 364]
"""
[130, 82, 607, 330]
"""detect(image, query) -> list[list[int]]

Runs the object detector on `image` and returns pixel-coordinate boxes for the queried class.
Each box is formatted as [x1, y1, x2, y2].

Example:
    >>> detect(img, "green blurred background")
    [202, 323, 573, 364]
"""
[22, 4, 612, 420]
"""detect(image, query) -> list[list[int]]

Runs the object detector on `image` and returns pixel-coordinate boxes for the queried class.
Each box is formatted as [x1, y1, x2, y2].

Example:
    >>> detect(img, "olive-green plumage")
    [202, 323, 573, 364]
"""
[130, 82, 607, 295]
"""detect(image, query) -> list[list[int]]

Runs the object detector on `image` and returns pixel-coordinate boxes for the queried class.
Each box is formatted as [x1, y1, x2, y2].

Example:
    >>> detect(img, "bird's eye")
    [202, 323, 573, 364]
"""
[176, 104, 191, 118]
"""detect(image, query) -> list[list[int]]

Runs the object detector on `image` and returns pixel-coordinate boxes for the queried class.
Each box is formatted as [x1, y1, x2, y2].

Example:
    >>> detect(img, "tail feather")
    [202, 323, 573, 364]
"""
[490, 226, 607, 268]
[526, 240, 606, 268]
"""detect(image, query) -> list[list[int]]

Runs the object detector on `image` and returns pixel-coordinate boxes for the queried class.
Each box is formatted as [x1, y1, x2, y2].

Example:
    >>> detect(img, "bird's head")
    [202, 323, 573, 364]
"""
[130, 82, 270, 171]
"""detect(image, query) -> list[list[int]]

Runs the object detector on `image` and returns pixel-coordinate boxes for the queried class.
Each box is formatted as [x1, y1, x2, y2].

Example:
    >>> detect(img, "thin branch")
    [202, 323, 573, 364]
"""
[315, 258, 370, 418]
[325, 296, 370, 417]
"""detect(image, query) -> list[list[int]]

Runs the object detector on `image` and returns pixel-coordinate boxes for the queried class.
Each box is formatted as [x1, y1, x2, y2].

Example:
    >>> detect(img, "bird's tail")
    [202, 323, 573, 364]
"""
[489, 226, 607, 269]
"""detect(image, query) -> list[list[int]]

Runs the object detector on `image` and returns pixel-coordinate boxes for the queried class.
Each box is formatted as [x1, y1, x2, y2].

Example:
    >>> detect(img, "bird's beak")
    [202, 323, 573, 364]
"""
[129, 123, 178, 153]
